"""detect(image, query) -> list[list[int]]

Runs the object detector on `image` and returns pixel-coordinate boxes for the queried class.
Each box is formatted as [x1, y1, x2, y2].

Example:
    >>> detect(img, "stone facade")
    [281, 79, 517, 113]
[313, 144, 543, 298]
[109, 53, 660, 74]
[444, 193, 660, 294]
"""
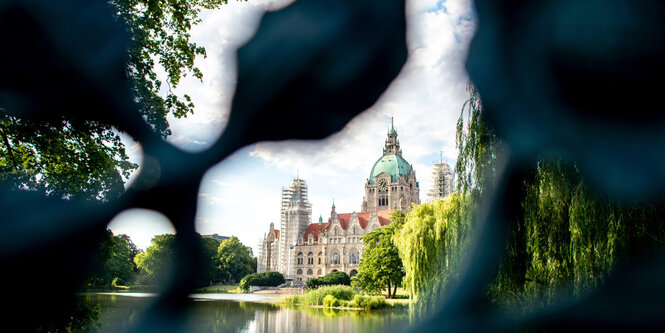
[256, 119, 419, 284]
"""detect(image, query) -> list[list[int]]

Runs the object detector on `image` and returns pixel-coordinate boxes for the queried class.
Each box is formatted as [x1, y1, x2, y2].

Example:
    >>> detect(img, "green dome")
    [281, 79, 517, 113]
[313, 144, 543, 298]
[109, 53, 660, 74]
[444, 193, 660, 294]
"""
[368, 154, 411, 184]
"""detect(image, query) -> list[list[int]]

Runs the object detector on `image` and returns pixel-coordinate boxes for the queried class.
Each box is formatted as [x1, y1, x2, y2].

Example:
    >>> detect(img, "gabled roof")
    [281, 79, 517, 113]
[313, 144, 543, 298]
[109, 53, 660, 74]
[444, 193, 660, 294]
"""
[303, 222, 329, 242]
[333, 210, 393, 230]
[298, 210, 394, 245]
[273, 229, 280, 239]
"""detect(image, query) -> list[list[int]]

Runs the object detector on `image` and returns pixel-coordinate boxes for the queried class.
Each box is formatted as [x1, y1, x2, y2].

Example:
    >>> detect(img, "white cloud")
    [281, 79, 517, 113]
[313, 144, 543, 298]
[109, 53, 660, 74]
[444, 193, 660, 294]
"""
[126, 0, 480, 253]
[248, 0, 476, 198]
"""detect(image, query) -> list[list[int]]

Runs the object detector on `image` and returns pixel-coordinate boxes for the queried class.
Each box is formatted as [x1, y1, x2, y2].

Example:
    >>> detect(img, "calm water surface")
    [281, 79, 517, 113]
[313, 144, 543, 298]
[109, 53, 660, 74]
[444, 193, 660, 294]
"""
[81, 293, 410, 332]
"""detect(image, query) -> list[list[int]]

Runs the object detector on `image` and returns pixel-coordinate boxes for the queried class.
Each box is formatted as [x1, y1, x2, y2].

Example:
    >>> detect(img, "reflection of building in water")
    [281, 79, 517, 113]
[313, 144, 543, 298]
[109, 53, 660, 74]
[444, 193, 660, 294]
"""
[251, 304, 409, 332]
[257, 119, 420, 284]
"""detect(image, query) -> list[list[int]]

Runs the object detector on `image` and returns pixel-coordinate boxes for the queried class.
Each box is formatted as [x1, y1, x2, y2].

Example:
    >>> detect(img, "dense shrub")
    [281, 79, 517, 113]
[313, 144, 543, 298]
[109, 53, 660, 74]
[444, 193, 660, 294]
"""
[239, 271, 285, 292]
[348, 294, 389, 310]
[322, 295, 339, 307]
[306, 271, 351, 288]
[283, 285, 357, 306]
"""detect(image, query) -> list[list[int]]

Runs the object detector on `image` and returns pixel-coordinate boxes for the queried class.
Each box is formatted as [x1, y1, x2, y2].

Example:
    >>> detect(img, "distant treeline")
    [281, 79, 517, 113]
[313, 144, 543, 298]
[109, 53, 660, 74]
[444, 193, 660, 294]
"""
[87, 232, 257, 289]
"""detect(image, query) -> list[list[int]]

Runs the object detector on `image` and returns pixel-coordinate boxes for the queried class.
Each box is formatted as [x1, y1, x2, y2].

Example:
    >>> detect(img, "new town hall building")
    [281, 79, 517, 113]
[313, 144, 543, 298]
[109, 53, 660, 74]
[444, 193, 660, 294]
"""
[256, 119, 420, 283]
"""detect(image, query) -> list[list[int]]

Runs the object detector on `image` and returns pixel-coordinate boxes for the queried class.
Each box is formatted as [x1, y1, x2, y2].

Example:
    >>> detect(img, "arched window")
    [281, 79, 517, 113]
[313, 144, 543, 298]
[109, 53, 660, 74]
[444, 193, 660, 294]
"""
[297, 269, 303, 275]
[318, 252, 323, 264]
[349, 269, 358, 278]
[317, 269, 322, 275]
[307, 269, 313, 275]
[349, 249, 359, 265]
[331, 251, 340, 265]
[307, 252, 314, 265]
[297, 252, 304, 265]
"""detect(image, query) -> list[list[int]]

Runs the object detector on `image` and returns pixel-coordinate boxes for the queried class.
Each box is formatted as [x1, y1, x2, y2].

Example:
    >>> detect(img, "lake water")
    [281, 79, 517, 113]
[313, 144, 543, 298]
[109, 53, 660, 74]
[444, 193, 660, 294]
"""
[81, 293, 410, 332]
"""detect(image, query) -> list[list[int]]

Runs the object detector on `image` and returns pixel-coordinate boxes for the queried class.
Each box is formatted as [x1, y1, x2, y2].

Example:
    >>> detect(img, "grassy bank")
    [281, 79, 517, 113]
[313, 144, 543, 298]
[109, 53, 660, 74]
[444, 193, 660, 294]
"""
[279, 285, 409, 311]
[193, 283, 241, 293]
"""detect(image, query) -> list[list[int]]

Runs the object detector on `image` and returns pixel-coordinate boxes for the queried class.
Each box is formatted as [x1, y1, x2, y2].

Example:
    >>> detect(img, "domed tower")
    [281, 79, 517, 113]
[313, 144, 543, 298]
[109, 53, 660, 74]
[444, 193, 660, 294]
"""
[362, 118, 419, 212]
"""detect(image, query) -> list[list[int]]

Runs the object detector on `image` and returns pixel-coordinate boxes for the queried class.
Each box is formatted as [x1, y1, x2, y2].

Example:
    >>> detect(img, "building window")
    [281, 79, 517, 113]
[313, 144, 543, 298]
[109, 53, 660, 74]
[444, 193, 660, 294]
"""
[318, 252, 322, 264]
[308, 252, 314, 265]
[349, 250, 359, 265]
[332, 252, 340, 265]
[297, 252, 304, 265]
[307, 269, 313, 275]
[318, 269, 322, 275]
[297, 269, 303, 275]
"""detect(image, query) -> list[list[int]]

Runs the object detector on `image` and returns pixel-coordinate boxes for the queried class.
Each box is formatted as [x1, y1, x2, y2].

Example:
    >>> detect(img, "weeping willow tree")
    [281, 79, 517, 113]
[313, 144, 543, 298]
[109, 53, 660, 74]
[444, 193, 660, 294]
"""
[393, 194, 474, 317]
[495, 159, 665, 310]
[393, 82, 494, 318]
[394, 82, 665, 319]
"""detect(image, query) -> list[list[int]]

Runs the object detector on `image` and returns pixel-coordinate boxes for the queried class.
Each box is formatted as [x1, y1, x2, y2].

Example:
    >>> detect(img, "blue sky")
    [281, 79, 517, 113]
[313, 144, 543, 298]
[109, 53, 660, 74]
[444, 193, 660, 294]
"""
[109, 0, 477, 253]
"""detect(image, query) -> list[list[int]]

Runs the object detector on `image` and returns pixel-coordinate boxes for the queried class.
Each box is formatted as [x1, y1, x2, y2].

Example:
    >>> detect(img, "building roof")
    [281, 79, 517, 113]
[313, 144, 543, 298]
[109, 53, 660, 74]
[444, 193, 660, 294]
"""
[303, 222, 329, 242]
[336, 210, 393, 229]
[273, 229, 280, 239]
[300, 210, 394, 244]
[368, 154, 412, 184]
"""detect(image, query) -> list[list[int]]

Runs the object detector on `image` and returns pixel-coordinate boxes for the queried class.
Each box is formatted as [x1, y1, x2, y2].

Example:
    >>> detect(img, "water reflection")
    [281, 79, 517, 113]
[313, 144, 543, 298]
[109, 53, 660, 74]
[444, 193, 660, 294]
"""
[82, 293, 408, 332]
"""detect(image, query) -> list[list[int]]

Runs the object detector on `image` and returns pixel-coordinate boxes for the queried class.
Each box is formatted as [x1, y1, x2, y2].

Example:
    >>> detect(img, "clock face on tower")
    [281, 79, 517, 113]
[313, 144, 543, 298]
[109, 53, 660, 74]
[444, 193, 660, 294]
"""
[378, 179, 388, 192]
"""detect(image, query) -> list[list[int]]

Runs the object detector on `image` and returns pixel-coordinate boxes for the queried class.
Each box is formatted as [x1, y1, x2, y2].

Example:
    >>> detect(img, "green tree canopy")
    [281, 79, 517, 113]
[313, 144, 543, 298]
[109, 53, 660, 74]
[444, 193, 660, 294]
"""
[87, 229, 137, 287]
[239, 271, 285, 293]
[306, 271, 351, 289]
[0, 0, 235, 198]
[134, 234, 177, 286]
[217, 236, 256, 283]
[353, 211, 406, 298]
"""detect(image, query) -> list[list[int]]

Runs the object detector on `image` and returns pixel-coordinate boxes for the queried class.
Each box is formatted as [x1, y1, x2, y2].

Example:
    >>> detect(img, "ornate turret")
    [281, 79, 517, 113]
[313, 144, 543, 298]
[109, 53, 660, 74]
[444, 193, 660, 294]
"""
[383, 117, 402, 156]
[363, 117, 419, 212]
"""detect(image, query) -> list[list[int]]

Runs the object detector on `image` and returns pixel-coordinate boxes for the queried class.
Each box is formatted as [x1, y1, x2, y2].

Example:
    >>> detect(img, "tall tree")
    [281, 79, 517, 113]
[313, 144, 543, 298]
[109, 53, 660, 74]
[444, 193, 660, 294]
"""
[353, 211, 405, 298]
[87, 229, 136, 287]
[217, 236, 255, 283]
[199, 236, 223, 286]
[134, 234, 177, 285]
[109, 0, 238, 137]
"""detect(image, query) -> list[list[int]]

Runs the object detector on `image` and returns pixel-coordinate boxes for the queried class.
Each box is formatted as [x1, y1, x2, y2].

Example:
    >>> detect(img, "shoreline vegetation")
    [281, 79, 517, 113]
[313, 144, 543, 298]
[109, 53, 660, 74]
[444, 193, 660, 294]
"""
[277, 285, 409, 311]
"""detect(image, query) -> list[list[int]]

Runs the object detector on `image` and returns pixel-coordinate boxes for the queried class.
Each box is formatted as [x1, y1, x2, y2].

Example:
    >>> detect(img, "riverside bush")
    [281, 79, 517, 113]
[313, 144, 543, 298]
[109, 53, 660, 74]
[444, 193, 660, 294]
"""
[349, 295, 388, 310]
[306, 271, 351, 288]
[322, 295, 339, 307]
[281, 285, 394, 310]
[239, 271, 285, 292]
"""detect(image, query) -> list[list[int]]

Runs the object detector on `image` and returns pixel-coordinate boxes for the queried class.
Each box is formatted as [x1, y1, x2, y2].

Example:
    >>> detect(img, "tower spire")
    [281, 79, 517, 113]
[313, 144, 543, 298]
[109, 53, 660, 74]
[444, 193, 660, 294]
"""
[383, 117, 402, 156]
